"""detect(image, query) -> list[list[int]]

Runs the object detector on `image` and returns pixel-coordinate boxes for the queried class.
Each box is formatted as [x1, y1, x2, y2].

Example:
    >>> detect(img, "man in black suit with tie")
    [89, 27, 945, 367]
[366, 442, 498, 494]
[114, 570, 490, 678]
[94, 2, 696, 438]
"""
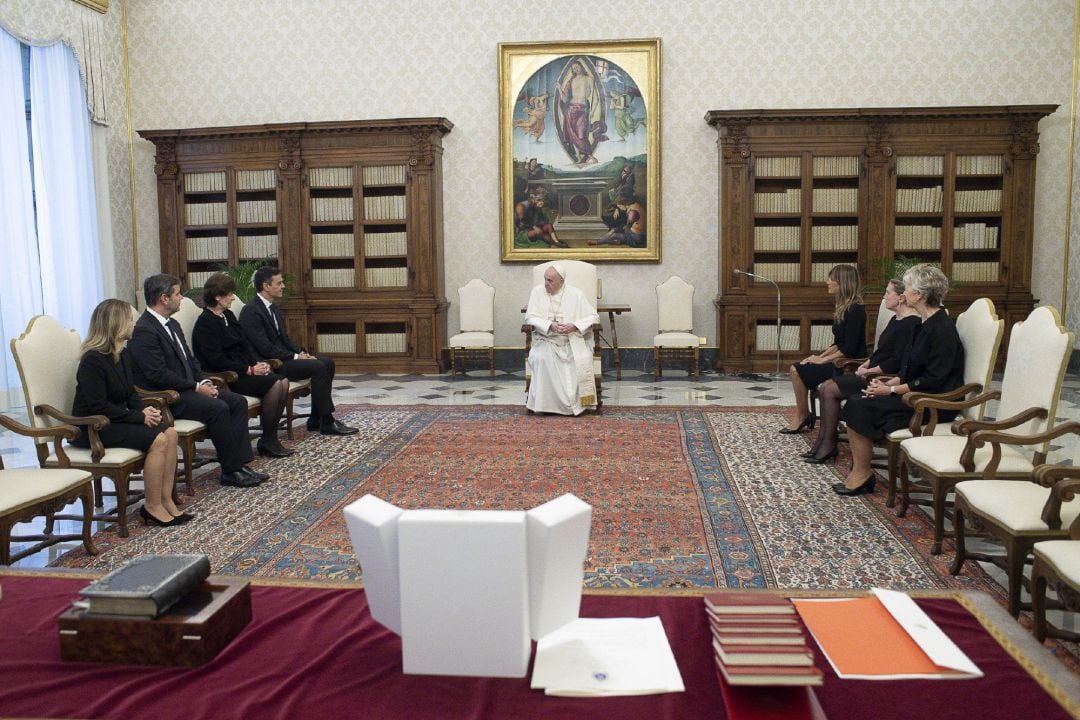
[239, 266, 357, 436]
[127, 273, 268, 488]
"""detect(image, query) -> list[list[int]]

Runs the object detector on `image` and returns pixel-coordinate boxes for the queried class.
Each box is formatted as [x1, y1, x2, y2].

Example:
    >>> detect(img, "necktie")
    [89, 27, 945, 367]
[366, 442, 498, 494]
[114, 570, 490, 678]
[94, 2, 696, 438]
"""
[167, 320, 195, 382]
[269, 303, 280, 332]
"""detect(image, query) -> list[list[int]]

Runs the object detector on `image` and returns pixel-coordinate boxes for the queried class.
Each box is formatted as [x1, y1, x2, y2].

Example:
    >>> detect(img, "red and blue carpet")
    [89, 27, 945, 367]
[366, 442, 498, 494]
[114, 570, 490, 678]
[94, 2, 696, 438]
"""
[53, 405, 1005, 597]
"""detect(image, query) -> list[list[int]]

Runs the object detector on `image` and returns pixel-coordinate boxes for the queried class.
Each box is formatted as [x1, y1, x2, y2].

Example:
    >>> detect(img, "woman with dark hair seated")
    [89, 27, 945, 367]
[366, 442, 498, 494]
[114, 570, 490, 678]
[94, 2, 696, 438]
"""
[802, 278, 919, 464]
[73, 299, 189, 527]
[192, 273, 294, 459]
[836, 264, 965, 496]
[780, 264, 866, 434]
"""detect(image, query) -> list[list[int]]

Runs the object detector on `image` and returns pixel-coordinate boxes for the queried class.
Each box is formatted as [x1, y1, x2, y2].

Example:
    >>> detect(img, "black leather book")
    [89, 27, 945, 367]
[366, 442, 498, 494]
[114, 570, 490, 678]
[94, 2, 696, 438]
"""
[79, 554, 211, 618]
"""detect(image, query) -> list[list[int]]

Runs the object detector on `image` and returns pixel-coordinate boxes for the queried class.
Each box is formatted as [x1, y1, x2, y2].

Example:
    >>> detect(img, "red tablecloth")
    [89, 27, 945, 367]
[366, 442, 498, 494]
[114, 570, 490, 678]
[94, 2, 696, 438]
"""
[0, 576, 1071, 720]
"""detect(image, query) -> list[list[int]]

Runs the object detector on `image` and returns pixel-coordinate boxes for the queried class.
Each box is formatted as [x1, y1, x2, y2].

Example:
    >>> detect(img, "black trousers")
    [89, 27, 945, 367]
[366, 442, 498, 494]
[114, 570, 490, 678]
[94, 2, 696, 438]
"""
[282, 355, 336, 423]
[174, 388, 253, 472]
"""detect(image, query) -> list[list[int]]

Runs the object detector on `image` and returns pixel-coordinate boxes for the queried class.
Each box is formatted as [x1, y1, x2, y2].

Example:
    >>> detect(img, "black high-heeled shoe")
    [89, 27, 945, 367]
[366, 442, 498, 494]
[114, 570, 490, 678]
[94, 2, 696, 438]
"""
[140, 506, 187, 527]
[803, 447, 838, 465]
[257, 441, 295, 458]
[171, 512, 195, 523]
[779, 415, 815, 434]
[832, 475, 876, 496]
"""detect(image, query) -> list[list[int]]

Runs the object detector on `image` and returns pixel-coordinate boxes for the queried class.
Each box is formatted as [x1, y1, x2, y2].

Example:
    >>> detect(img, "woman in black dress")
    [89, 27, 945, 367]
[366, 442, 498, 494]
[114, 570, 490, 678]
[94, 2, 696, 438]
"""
[836, 264, 965, 496]
[73, 299, 188, 527]
[192, 273, 293, 459]
[801, 278, 919, 464]
[780, 264, 866, 433]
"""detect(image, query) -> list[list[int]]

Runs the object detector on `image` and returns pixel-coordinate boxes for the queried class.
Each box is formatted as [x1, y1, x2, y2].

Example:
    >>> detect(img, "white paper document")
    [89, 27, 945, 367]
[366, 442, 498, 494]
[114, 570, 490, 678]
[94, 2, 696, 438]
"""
[872, 588, 982, 678]
[530, 617, 685, 697]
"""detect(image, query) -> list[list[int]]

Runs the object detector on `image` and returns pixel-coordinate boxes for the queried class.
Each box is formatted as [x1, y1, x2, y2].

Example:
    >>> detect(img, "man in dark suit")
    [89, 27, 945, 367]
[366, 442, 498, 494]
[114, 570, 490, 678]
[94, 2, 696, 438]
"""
[127, 273, 268, 488]
[239, 266, 357, 436]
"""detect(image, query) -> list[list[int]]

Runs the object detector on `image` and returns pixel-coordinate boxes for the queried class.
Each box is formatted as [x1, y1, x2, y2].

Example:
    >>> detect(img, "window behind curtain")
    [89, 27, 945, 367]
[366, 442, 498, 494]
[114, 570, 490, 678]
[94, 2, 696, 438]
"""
[0, 31, 104, 410]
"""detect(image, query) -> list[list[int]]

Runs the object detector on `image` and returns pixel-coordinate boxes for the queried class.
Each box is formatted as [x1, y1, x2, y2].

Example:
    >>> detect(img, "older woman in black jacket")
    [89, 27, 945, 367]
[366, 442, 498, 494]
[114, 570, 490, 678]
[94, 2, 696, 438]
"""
[192, 273, 293, 459]
[836, 264, 965, 496]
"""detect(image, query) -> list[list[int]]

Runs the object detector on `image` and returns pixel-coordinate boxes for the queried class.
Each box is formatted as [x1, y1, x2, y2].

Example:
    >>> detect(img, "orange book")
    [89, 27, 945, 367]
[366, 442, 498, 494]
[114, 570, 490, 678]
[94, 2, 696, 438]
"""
[793, 595, 980, 679]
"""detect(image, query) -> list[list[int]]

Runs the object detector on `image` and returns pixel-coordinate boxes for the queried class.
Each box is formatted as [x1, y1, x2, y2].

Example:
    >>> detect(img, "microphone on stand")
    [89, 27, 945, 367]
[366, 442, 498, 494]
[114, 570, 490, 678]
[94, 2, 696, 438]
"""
[734, 269, 783, 377]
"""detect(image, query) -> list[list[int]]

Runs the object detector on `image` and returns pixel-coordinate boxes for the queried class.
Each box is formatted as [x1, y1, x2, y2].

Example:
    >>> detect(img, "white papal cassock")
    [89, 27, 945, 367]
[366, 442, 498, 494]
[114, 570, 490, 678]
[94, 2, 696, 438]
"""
[525, 283, 599, 415]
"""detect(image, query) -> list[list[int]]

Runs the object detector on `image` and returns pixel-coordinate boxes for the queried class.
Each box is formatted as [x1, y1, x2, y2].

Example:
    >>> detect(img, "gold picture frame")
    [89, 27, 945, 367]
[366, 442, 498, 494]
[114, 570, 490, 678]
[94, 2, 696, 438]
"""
[499, 38, 661, 262]
[73, 0, 109, 13]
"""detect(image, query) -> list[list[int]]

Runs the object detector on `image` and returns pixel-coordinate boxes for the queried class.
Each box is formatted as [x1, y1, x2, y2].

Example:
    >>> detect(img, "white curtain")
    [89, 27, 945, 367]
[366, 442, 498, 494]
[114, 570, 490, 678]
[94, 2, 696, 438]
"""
[29, 40, 103, 339]
[0, 30, 43, 410]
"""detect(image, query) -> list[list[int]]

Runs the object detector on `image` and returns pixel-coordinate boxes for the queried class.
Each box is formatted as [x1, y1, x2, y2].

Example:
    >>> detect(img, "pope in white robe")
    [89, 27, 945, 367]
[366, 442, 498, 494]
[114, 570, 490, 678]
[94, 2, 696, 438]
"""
[525, 265, 599, 415]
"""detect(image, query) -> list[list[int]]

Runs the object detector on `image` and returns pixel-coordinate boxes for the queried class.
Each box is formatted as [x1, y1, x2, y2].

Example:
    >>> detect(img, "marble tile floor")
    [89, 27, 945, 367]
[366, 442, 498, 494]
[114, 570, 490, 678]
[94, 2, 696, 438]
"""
[2, 369, 1078, 634]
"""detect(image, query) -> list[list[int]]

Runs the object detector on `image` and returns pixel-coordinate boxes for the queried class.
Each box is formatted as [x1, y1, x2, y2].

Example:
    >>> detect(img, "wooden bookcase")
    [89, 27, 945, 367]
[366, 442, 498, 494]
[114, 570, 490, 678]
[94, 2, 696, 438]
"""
[140, 118, 453, 373]
[705, 106, 1056, 373]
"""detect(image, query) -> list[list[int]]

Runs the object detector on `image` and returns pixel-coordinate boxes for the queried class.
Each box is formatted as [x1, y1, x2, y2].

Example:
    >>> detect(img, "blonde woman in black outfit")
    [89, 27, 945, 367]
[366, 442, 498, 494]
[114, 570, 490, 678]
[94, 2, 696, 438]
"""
[192, 273, 293, 459]
[73, 299, 189, 527]
[802, 278, 919, 464]
[837, 264, 965, 496]
[780, 264, 866, 434]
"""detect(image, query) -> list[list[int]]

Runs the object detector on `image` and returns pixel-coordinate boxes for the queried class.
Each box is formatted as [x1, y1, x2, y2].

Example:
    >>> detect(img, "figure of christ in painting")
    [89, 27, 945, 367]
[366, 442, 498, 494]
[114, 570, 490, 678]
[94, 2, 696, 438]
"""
[513, 92, 550, 142]
[557, 59, 607, 166]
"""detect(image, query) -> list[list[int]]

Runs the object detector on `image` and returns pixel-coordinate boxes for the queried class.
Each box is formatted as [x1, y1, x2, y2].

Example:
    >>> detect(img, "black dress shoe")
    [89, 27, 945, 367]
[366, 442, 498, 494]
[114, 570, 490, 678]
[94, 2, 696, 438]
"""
[778, 415, 815, 434]
[257, 441, 295, 458]
[320, 419, 359, 436]
[803, 448, 838, 465]
[241, 466, 270, 482]
[832, 476, 876, 496]
[171, 512, 195, 523]
[140, 506, 187, 527]
[221, 470, 261, 488]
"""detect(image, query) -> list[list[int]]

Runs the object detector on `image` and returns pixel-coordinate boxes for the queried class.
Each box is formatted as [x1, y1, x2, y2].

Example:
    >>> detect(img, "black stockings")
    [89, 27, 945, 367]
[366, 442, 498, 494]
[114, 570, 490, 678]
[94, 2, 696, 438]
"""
[260, 378, 288, 444]
[810, 379, 843, 459]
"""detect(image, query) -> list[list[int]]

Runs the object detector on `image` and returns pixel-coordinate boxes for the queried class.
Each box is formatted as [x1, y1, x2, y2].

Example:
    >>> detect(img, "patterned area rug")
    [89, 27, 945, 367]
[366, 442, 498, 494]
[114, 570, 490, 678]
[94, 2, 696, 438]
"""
[53, 405, 1004, 596]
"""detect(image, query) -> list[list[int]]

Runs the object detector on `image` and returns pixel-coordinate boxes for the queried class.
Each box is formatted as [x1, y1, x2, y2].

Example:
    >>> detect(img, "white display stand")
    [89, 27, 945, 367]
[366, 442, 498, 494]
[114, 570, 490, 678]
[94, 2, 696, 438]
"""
[343, 493, 592, 678]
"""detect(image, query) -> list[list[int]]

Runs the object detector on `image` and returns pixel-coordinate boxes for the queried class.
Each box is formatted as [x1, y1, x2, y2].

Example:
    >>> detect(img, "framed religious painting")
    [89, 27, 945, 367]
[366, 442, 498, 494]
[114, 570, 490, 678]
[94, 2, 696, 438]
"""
[499, 39, 661, 262]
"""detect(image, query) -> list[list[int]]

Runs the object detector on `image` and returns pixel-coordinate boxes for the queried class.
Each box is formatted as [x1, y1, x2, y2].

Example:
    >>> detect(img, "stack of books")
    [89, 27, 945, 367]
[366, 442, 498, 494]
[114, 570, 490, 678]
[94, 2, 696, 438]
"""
[705, 591, 823, 688]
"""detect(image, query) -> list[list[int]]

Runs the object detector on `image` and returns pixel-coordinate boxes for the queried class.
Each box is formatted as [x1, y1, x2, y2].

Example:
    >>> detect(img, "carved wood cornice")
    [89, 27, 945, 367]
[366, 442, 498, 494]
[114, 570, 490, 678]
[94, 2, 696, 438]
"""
[138, 118, 453, 146]
[705, 105, 1057, 127]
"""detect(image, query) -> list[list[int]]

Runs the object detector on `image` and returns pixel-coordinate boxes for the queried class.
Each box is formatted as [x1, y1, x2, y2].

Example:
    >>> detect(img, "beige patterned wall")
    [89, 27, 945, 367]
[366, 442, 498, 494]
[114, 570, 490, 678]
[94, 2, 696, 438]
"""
[0, 0, 137, 305]
[9, 0, 1077, 350]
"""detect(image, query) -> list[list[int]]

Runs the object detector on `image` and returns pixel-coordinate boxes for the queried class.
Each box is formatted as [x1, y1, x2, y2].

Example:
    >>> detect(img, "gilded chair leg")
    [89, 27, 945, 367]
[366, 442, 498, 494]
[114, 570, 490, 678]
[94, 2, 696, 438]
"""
[653, 348, 661, 378]
[79, 485, 98, 556]
[450, 349, 458, 380]
[950, 503, 967, 575]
